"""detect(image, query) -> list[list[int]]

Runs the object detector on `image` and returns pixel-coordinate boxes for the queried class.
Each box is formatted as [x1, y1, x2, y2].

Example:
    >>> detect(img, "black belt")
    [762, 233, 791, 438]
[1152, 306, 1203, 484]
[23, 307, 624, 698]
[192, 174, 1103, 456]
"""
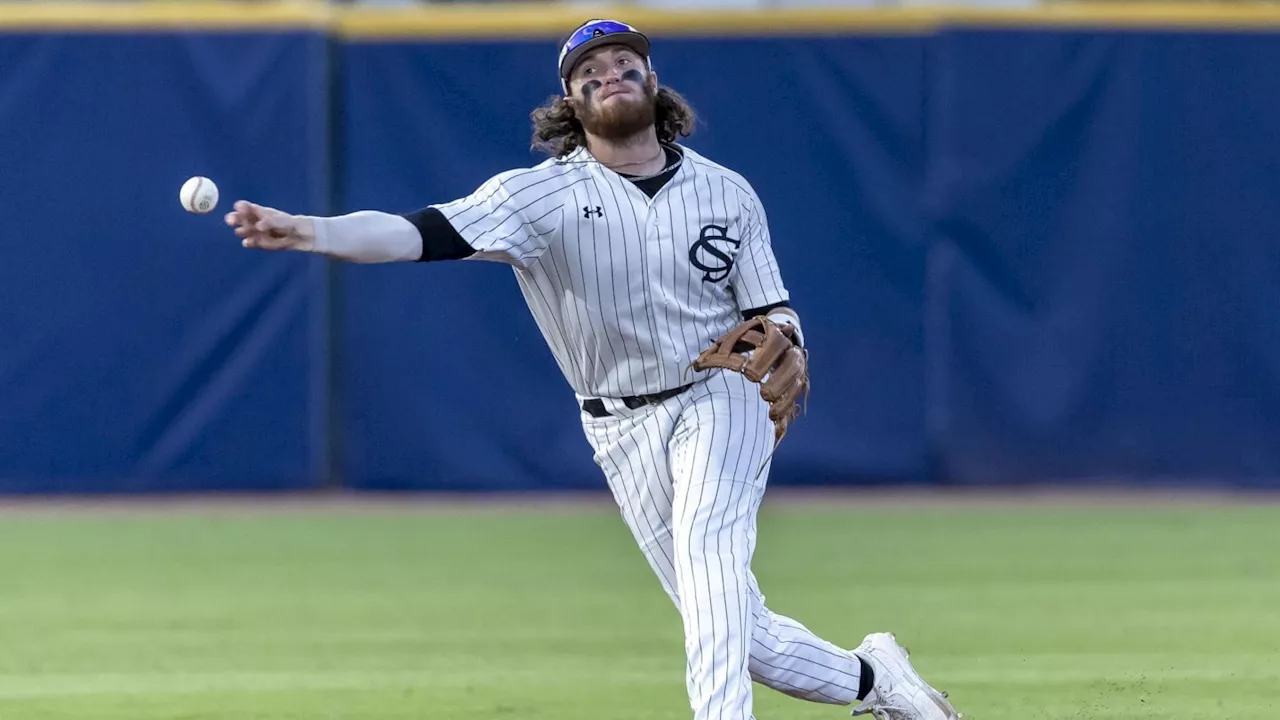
[582, 383, 693, 418]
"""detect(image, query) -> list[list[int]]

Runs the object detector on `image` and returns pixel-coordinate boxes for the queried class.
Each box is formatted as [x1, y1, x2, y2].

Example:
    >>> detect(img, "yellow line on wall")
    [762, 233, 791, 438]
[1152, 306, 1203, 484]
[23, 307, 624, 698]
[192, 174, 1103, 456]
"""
[0, 1, 331, 30]
[335, 5, 940, 39]
[944, 3, 1280, 29]
[2, 2, 1280, 35]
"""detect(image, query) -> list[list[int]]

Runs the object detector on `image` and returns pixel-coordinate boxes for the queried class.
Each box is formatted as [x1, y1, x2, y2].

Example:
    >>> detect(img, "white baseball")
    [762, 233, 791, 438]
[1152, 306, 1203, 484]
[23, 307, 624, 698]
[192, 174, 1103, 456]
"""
[179, 176, 219, 214]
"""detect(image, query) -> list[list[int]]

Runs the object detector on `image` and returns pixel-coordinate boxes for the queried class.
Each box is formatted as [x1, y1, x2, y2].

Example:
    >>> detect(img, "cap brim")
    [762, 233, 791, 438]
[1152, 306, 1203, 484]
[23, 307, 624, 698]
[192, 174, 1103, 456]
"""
[559, 32, 650, 83]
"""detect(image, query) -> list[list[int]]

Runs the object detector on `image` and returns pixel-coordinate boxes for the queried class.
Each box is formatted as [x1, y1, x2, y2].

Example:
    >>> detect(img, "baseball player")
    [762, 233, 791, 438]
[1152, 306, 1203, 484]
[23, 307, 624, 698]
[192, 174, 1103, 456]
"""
[225, 18, 961, 720]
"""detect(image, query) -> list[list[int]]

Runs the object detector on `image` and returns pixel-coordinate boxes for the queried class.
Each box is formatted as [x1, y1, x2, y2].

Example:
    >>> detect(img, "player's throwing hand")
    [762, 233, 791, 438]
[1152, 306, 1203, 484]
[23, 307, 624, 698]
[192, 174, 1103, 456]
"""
[225, 201, 314, 252]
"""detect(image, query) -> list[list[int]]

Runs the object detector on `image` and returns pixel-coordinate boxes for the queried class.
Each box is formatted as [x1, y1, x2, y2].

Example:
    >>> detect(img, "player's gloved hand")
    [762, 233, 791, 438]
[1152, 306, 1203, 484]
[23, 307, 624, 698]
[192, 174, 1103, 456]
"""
[692, 316, 810, 443]
[226, 201, 315, 252]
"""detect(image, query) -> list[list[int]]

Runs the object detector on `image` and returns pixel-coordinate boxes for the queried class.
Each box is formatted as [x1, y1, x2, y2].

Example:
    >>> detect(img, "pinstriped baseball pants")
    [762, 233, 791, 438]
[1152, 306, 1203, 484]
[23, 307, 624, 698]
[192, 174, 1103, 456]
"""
[579, 370, 864, 720]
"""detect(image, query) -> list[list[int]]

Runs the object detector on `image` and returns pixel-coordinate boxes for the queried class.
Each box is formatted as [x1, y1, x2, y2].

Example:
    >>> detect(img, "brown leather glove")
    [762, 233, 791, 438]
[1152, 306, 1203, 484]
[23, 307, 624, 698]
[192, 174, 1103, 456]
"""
[692, 316, 810, 442]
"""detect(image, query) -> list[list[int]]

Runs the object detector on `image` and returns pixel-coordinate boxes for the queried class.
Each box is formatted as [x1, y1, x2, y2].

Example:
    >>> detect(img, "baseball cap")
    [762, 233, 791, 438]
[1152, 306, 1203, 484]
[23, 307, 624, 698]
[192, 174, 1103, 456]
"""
[558, 19, 651, 92]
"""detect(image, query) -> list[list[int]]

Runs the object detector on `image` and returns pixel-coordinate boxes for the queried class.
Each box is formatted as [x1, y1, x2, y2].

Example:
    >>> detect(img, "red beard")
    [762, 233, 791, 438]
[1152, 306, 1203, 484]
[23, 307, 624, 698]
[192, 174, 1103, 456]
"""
[577, 84, 658, 141]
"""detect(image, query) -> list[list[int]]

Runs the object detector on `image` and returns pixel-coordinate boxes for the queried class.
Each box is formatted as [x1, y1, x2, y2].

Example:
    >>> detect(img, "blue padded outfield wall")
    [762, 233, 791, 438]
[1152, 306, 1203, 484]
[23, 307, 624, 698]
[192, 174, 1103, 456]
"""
[0, 25, 332, 492]
[927, 28, 1280, 486]
[2, 5, 1279, 493]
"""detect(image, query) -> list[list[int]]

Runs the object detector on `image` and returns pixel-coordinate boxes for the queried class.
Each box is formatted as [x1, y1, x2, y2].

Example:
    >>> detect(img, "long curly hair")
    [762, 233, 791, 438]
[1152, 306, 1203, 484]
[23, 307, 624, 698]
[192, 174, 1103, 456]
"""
[530, 86, 697, 158]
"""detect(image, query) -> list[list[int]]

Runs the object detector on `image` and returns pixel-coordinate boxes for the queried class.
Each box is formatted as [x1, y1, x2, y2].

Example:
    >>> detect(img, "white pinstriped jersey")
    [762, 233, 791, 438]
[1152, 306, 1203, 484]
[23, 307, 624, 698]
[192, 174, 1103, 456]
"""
[430, 144, 790, 399]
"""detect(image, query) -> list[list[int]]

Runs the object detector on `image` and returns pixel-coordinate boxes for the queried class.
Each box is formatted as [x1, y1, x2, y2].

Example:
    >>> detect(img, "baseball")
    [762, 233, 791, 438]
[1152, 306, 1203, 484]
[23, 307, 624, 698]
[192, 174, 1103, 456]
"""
[179, 176, 219, 214]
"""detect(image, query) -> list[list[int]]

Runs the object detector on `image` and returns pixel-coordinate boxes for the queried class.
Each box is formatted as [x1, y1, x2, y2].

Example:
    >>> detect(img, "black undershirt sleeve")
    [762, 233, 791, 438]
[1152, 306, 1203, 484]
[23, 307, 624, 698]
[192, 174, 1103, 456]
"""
[742, 300, 792, 319]
[400, 207, 477, 262]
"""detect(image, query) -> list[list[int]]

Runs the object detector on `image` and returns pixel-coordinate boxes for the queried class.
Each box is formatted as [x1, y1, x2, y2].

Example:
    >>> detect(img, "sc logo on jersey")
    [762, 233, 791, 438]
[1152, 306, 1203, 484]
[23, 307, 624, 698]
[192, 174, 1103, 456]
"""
[689, 224, 740, 283]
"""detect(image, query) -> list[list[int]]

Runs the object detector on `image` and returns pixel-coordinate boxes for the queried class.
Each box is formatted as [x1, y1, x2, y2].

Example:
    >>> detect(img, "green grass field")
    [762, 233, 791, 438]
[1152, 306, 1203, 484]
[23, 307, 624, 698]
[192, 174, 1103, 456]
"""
[0, 493, 1276, 719]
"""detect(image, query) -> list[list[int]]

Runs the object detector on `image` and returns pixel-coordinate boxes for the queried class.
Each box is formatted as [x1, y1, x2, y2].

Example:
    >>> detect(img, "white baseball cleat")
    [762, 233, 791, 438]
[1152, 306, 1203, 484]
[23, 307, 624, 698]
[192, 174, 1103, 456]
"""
[850, 632, 962, 720]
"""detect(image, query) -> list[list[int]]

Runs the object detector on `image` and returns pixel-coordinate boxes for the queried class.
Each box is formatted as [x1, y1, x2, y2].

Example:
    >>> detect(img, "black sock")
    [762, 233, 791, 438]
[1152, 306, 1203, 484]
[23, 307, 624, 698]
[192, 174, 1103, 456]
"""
[857, 655, 875, 700]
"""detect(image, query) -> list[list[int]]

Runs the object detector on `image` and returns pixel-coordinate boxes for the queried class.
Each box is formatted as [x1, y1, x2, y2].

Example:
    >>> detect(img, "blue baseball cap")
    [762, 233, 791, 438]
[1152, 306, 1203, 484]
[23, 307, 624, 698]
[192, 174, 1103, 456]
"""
[558, 19, 651, 92]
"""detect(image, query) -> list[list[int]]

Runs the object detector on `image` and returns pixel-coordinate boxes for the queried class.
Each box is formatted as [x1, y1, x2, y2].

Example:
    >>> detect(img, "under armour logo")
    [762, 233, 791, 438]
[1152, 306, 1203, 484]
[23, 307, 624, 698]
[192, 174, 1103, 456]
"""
[583, 206, 603, 219]
[689, 224, 740, 283]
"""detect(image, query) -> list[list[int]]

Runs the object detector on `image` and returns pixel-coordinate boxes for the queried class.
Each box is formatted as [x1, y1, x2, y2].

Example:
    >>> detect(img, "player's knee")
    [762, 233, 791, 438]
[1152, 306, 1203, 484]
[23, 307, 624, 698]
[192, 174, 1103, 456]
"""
[674, 531, 751, 571]
[676, 508, 752, 545]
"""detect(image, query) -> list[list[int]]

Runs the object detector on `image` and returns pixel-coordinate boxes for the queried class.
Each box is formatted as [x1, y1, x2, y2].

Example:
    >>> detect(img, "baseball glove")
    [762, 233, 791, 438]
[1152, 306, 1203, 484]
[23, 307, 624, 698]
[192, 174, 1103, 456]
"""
[692, 316, 810, 442]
